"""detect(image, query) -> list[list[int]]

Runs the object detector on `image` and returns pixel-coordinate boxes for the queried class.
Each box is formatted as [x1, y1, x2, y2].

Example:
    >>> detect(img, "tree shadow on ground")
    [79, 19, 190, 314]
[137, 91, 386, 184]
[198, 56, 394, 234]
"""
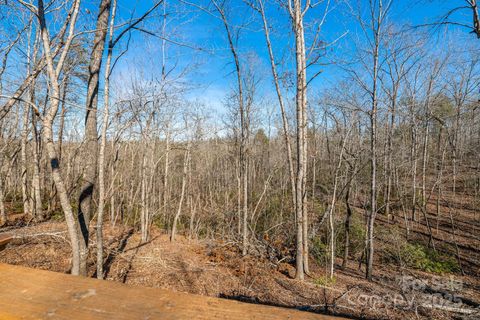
[100, 228, 134, 278]
[218, 293, 361, 319]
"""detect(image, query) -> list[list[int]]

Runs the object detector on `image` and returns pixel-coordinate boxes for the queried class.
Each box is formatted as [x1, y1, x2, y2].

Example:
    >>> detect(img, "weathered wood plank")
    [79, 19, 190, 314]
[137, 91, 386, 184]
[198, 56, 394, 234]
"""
[0, 233, 12, 251]
[0, 263, 347, 320]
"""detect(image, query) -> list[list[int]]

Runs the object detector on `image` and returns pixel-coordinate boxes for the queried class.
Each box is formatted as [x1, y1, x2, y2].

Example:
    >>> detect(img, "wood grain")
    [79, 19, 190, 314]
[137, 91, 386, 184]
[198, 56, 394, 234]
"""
[0, 263, 347, 320]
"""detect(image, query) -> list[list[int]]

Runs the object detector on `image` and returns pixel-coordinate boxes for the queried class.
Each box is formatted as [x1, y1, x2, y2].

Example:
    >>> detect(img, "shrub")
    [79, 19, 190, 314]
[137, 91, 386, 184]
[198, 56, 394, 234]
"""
[311, 208, 366, 264]
[311, 236, 329, 264]
[387, 242, 460, 274]
[50, 210, 64, 221]
[314, 275, 337, 287]
[335, 214, 366, 259]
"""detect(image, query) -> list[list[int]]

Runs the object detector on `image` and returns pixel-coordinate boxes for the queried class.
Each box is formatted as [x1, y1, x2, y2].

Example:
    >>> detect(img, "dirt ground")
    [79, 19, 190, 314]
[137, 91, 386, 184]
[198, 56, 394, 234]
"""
[1, 214, 479, 320]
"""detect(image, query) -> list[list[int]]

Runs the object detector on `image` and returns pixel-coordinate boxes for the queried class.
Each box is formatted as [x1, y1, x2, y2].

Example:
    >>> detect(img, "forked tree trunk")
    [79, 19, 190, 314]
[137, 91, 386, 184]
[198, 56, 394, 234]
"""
[37, 0, 83, 275]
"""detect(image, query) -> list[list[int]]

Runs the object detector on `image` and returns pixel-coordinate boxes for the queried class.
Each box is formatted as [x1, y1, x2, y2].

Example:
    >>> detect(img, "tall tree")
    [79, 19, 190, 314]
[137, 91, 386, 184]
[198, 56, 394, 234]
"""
[288, 0, 310, 280]
[211, 0, 250, 256]
[78, 0, 112, 276]
[96, 0, 117, 279]
[36, 0, 84, 275]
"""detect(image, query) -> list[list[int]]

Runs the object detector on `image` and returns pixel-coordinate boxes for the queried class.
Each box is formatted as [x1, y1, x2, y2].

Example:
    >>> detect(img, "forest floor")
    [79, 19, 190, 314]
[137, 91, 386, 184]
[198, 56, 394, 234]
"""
[0, 189, 479, 319]
[0, 221, 478, 319]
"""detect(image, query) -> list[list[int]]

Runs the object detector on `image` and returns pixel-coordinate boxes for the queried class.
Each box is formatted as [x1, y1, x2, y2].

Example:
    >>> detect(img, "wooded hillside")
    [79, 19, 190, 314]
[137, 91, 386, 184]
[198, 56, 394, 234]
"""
[0, 1, 479, 319]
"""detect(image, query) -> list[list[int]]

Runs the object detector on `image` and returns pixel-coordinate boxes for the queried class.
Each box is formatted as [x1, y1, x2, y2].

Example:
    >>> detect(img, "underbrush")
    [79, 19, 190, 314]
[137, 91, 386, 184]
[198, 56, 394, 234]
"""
[310, 210, 366, 264]
[308, 211, 460, 275]
[383, 239, 460, 274]
[314, 275, 337, 287]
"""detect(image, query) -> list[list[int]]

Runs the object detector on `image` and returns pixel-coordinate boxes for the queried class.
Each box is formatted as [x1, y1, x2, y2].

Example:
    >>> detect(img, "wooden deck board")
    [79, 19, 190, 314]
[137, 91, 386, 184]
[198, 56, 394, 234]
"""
[0, 263, 347, 320]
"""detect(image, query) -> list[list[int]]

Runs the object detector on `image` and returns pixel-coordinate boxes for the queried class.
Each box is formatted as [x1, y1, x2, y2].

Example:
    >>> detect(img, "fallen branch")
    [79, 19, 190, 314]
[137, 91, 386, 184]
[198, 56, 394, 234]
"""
[421, 303, 479, 315]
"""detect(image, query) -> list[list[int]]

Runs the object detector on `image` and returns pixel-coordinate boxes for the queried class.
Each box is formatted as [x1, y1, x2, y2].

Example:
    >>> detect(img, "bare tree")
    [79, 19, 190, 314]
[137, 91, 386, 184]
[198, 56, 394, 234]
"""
[78, 0, 112, 276]
[96, 0, 117, 280]
[171, 139, 191, 242]
[211, 0, 250, 256]
[36, 0, 84, 275]
[288, 0, 310, 280]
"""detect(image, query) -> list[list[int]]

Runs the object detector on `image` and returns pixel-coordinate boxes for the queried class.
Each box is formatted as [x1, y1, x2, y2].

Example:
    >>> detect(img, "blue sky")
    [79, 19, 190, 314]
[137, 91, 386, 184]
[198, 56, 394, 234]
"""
[100, 0, 475, 105]
[1, 0, 477, 128]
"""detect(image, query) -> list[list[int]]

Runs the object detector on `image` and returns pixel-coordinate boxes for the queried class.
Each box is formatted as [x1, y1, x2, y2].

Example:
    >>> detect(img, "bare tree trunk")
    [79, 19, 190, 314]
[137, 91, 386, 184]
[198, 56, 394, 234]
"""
[342, 182, 353, 269]
[328, 126, 350, 278]
[141, 149, 149, 243]
[257, 0, 295, 209]
[0, 153, 5, 225]
[21, 104, 31, 217]
[366, 8, 381, 281]
[37, 0, 83, 275]
[78, 0, 112, 276]
[385, 96, 396, 221]
[468, 0, 480, 38]
[212, 0, 249, 256]
[242, 155, 248, 255]
[342, 133, 357, 270]
[163, 127, 170, 221]
[188, 197, 197, 240]
[421, 113, 429, 220]
[96, 0, 117, 279]
[302, 162, 309, 274]
[435, 126, 444, 231]
[171, 144, 190, 242]
[31, 110, 43, 220]
[57, 79, 69, 163]
[236, 161, 241, 235]
[411, 123, 418, 223]
[20, 32, 37, 218]
[366, 85, 377, 281]
[289, 0, 309, 280]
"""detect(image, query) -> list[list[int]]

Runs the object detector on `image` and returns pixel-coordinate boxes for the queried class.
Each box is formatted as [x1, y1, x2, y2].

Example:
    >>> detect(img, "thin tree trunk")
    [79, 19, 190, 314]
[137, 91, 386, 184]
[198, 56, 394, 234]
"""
[257, 0, 295, 208]
[411, 124, 418, 223]
[421, 114, 429, 220]
[31, 110, 43, 220]
[78, 0, 112, 276]
[0, 151, 5, 225]
[141, 147, 149, 243]
[188, 197, 197, 240]
[288, 0, 309, 280]
[21, 104, 31, 217]
[211, 0, 249, 256]
[366, 12, 381, 281]
[96, 0, 117, 279]
[385, 94, 396, 221]
[163, 128, 170, 221]
[171, 144, 190, 242]
[236, 161, 241, 235]
[342, 184, 353, 269]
